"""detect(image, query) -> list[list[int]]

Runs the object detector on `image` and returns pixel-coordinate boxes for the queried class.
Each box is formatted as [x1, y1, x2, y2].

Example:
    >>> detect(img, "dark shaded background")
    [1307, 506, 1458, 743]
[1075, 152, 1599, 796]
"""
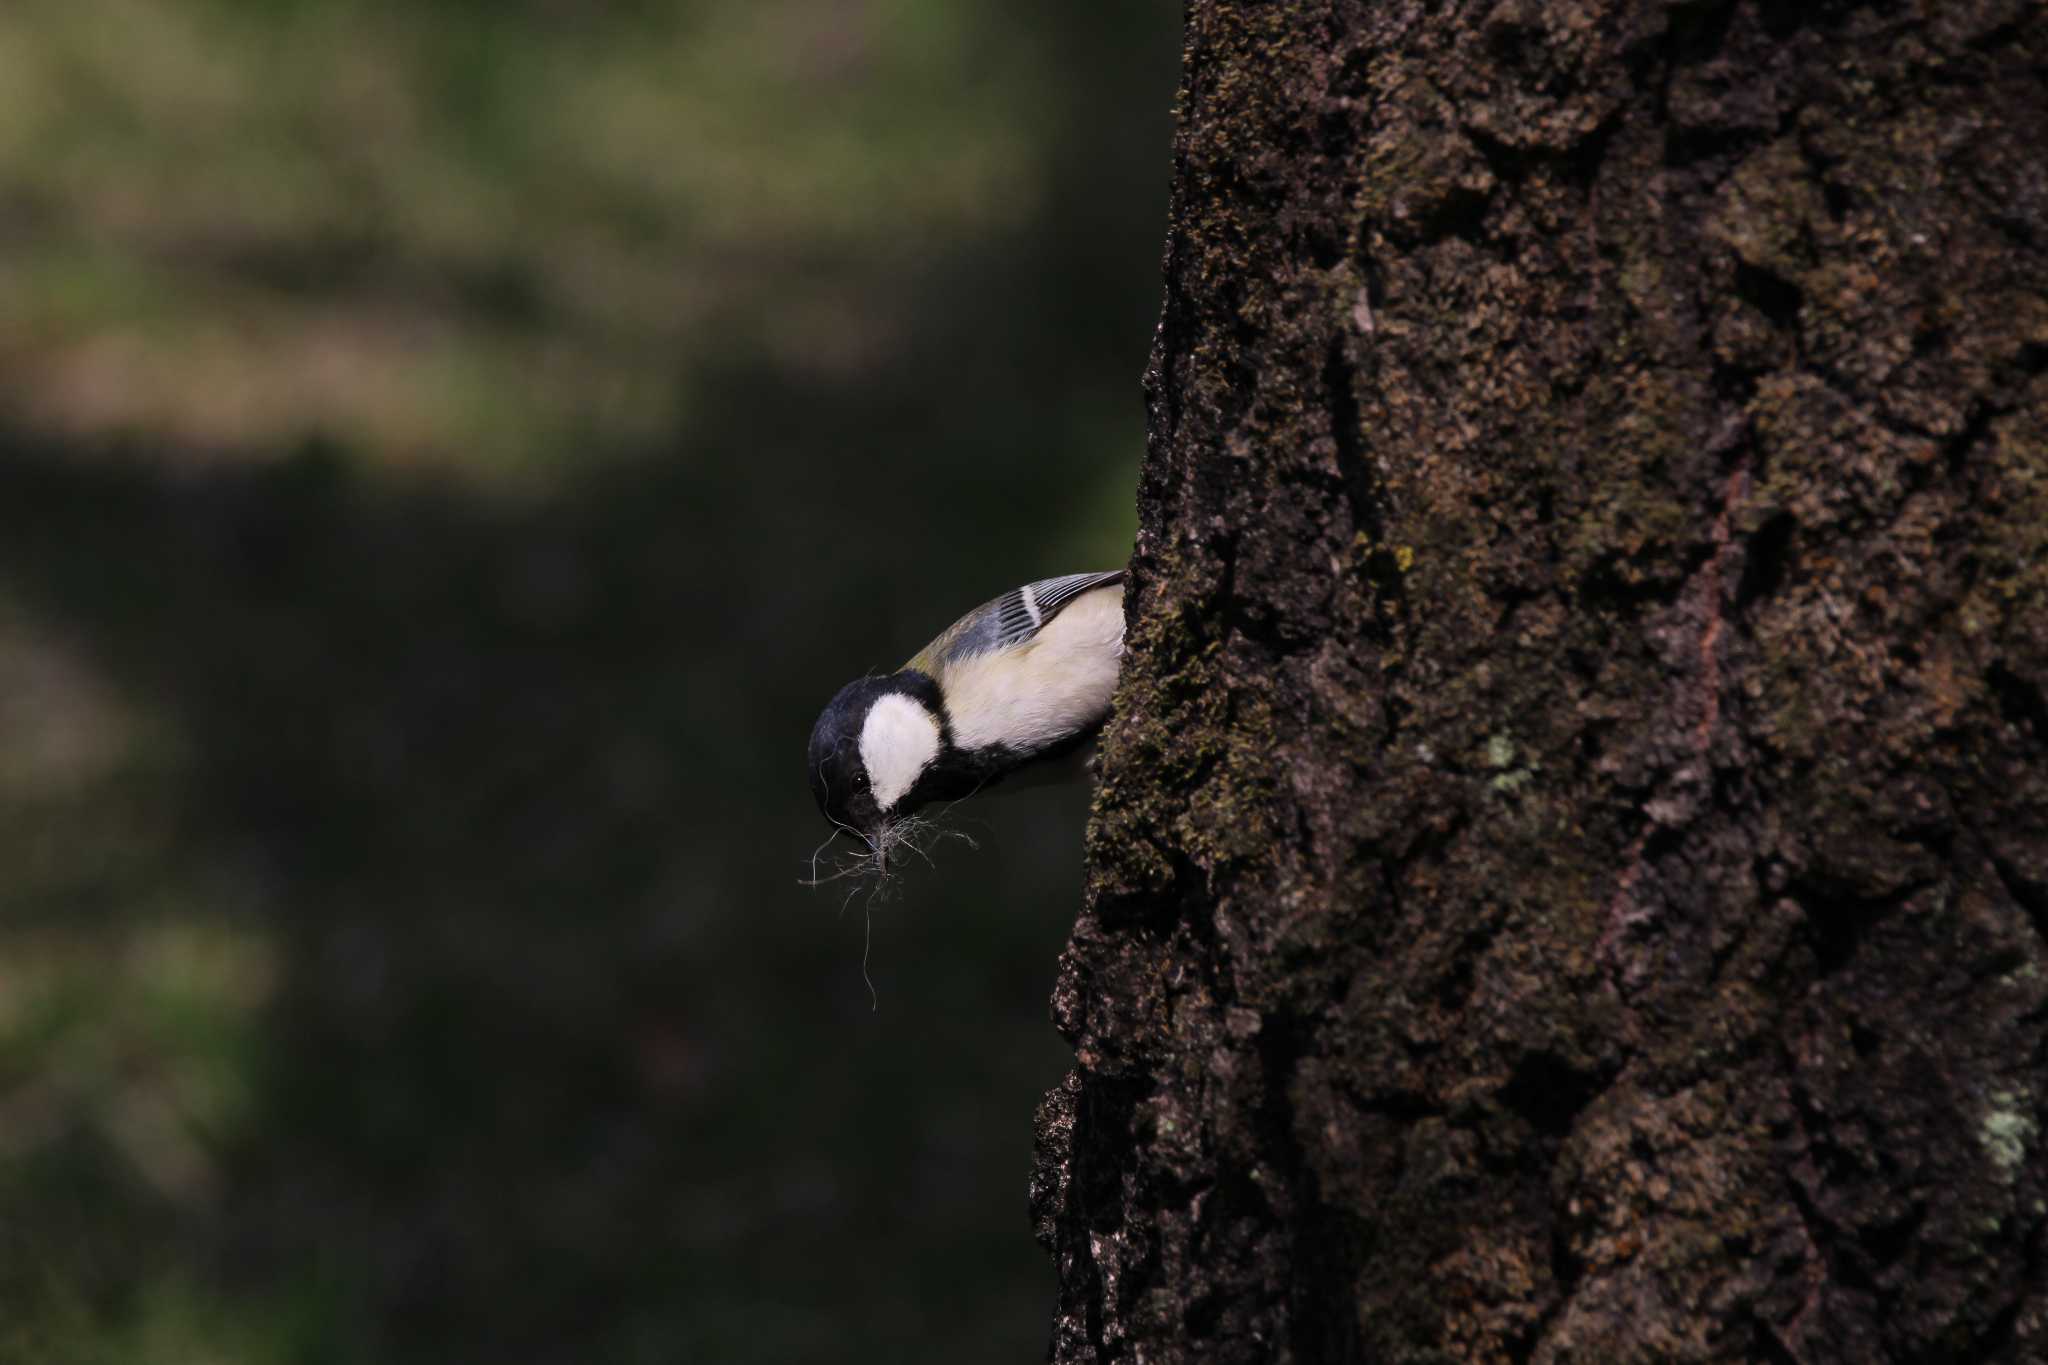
[0, 2, 1178, 1359]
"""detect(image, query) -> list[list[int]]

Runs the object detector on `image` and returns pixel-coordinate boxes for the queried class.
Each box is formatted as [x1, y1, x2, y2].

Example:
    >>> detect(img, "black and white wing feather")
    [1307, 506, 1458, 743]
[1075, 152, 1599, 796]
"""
[907, 570, 1123, 675]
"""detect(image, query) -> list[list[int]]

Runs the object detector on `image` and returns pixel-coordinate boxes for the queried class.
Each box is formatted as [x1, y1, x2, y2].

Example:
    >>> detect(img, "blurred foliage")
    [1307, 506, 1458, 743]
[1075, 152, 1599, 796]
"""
[0, 0, 1133, 483]
[0, 0, 1178, 1360]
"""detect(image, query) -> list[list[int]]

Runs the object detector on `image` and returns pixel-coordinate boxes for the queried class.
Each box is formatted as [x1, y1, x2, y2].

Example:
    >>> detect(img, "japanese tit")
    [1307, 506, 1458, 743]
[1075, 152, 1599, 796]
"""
[808, 570, 1126, 859]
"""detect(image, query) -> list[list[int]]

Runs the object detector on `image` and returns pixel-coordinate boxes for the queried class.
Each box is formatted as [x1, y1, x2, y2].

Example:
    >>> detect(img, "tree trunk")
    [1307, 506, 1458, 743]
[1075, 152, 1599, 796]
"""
[1033, 2, 2048, 1360]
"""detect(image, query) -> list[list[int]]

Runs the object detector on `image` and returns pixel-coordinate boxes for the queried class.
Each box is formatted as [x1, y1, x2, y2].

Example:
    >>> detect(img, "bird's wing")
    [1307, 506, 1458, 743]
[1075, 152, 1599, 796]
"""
[906, 570, 1124, 674]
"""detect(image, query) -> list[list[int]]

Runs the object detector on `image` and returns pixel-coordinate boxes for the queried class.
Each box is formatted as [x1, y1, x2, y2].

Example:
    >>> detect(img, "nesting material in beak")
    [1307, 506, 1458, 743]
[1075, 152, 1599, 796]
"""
[798, 814, 979, 897]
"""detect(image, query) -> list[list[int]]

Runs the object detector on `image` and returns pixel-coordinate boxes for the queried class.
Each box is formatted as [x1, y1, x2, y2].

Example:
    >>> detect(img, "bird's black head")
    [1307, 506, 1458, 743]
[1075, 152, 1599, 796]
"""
[806, 671, 949, 841]
[808, 675, 891, 834]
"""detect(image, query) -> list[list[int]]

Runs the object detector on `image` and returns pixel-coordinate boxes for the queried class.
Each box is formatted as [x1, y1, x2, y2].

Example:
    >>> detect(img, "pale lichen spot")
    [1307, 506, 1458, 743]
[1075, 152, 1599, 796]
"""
[1485, 732, 1537, 793]
[1980, 1089, 2037, 1181]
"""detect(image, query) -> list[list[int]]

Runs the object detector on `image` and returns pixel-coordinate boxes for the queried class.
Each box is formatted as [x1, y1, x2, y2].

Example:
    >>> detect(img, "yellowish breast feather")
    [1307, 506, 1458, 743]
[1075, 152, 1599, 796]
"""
[940, 582, 1124, 753]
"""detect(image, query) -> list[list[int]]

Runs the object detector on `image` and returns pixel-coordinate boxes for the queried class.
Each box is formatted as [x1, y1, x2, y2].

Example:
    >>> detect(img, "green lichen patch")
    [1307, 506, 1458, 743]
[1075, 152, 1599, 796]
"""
[1981, 1090, 2039, 1182]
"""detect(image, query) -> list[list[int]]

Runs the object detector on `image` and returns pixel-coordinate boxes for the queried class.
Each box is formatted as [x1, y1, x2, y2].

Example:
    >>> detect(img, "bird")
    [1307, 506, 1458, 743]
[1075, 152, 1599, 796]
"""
[807, 570, 1125, 869]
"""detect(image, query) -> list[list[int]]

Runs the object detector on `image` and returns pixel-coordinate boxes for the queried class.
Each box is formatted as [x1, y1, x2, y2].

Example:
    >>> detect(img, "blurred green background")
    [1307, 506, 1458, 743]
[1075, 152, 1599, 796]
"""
[0, 1, 1177, 1360]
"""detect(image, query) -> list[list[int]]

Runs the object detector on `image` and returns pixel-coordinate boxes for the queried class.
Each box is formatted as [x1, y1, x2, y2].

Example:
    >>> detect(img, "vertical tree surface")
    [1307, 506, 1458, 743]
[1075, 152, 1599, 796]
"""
[1034, 2, 2048, 1360]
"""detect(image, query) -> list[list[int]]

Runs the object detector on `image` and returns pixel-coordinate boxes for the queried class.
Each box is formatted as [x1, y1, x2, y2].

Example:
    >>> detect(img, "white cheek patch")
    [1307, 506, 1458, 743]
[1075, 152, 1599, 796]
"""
[859, 693, 942, 812]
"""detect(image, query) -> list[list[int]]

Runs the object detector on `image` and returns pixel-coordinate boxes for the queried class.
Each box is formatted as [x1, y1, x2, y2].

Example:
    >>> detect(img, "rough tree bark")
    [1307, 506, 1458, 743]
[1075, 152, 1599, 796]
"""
[1033, 2, 2048, 1360]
